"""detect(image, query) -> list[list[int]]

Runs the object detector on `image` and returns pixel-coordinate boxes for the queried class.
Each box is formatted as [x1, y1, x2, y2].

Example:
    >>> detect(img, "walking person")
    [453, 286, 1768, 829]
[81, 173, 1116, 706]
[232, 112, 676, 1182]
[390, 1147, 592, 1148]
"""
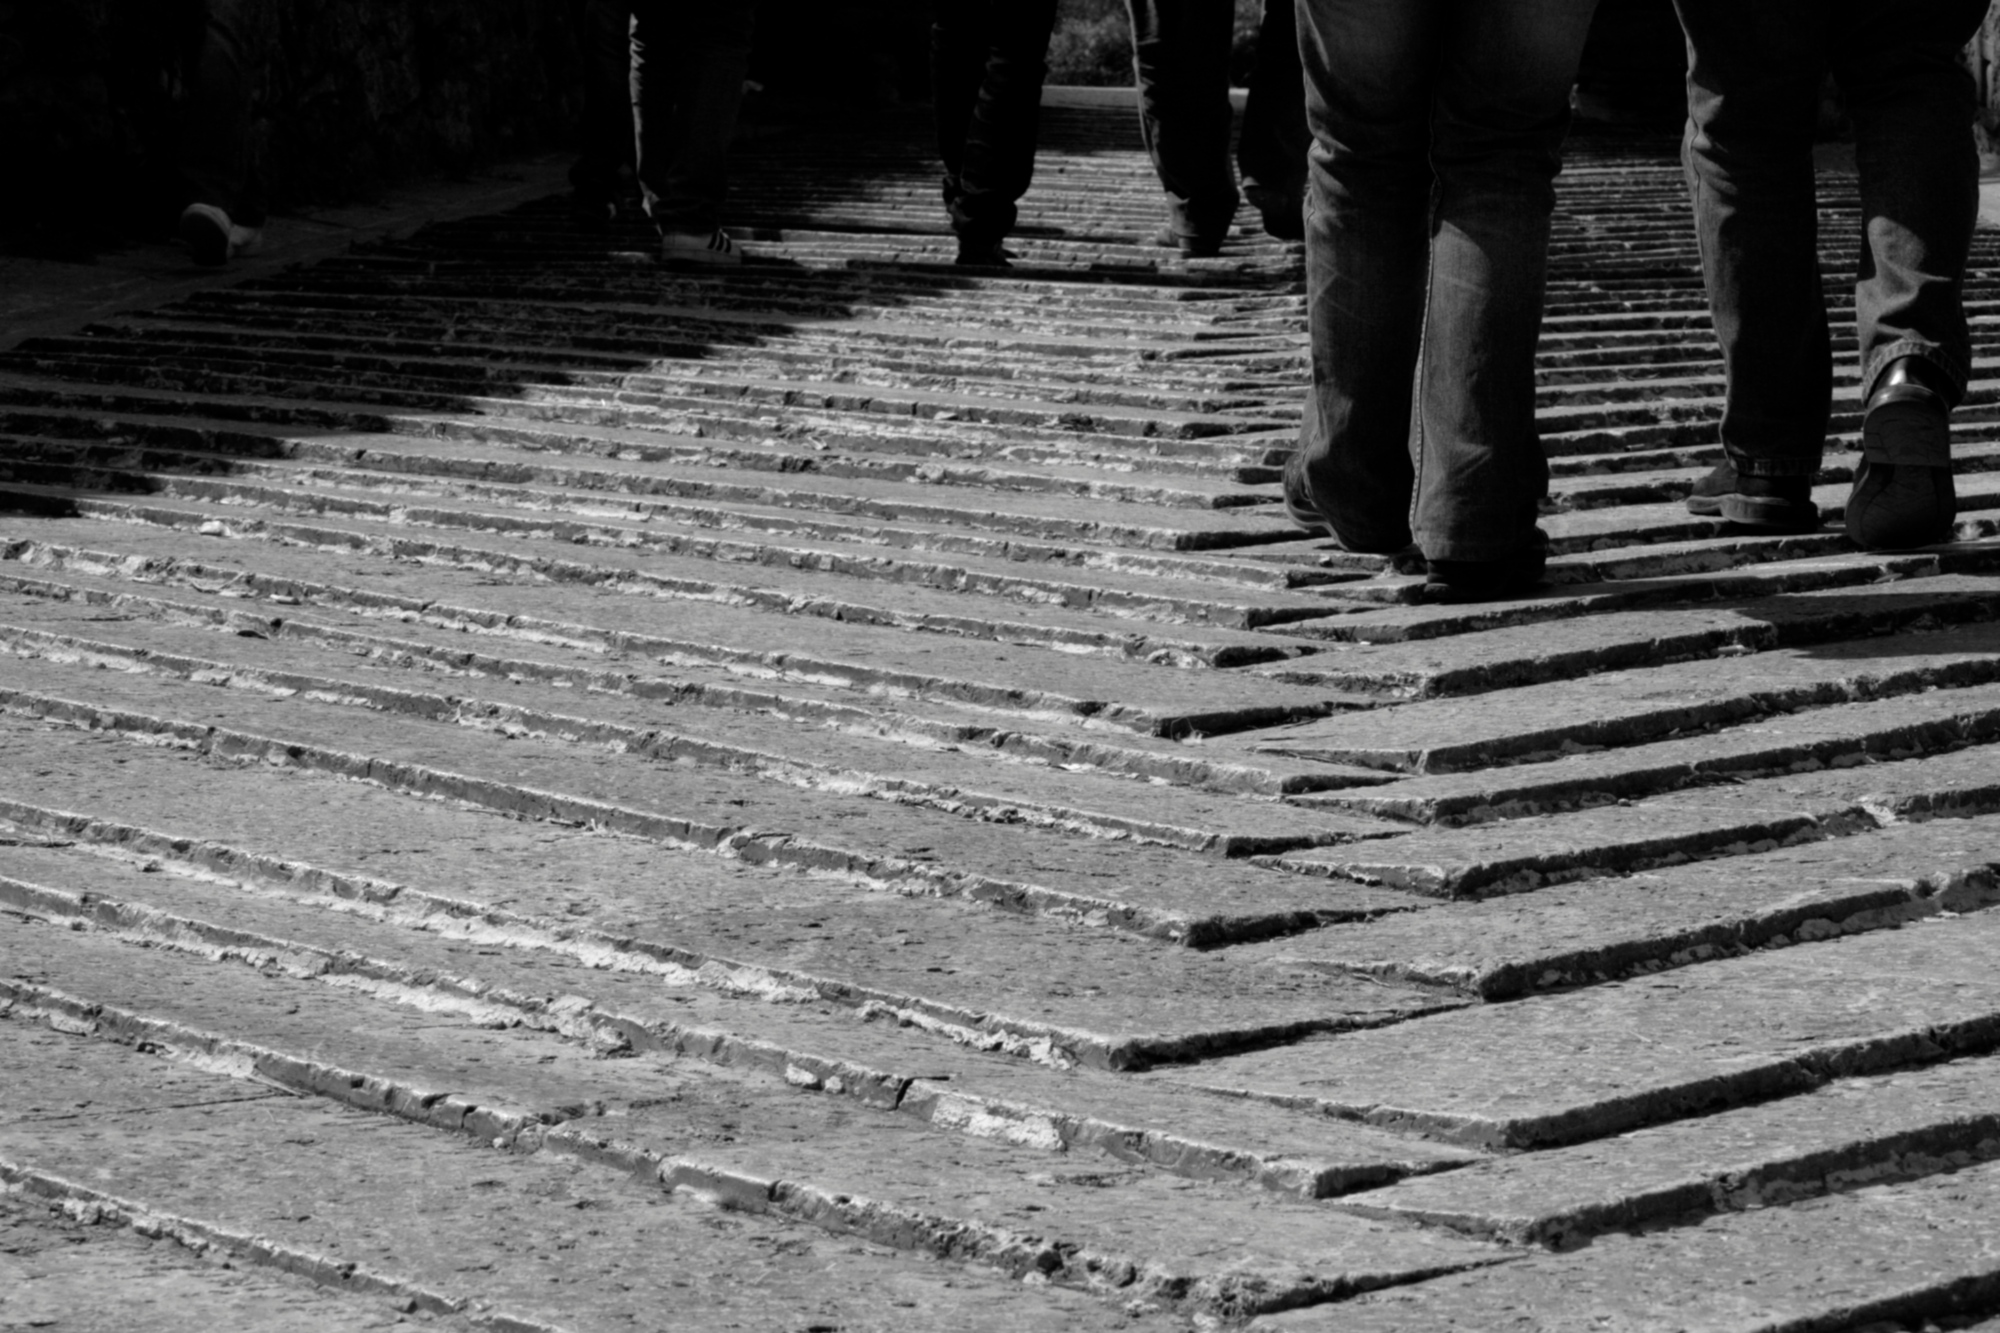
[1124, 0, 1241, 256]
[571, 0, 760, 264]
[1236, 0, 1309, 241]
[930, 0, 1060, 267]
[1674, 1, 1989, 549]
[1282, 0, 1602, 601]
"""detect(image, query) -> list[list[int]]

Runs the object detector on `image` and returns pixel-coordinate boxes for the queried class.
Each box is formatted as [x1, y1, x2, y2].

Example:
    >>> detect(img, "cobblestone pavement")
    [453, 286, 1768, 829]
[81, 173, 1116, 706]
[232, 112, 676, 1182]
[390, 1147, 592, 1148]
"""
[2, 101, 1999, 1332]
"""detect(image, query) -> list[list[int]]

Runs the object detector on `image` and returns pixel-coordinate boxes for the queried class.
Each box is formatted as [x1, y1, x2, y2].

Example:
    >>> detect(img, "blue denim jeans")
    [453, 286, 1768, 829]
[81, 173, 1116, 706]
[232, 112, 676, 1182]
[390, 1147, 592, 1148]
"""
[1290, 0, 1599, 561]
[1673, 0, 1987, 478]
[628, 0, 759, 235]
[931, 0, 1058, 245]
[1125, 0, 1241, 242]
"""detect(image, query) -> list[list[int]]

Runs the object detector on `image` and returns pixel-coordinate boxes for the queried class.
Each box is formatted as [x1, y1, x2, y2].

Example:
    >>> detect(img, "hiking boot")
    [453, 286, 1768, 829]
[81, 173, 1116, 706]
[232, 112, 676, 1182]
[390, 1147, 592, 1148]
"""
[179, 203, 261, 267]
[1847, 358, 1956, 550]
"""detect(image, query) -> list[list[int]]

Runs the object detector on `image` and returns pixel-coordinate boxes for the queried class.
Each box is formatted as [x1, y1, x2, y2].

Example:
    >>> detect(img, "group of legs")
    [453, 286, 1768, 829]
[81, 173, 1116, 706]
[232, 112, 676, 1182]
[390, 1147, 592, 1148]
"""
[571, 0, 760, 265]
[1283, 0, 1988, 599]
[930, 0, 1306, 266]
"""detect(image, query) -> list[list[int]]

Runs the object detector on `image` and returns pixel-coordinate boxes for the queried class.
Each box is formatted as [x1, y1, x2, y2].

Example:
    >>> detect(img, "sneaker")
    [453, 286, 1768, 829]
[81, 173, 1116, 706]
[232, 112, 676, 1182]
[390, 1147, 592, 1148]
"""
[1153, 225, 1223, 259]
[1421, 533, 1549, 604]
[1846, 362, 1956, 550]
[179, 203, 262, 267]
[1684, 460, 1819, 532]
[660, 228, 741, 265]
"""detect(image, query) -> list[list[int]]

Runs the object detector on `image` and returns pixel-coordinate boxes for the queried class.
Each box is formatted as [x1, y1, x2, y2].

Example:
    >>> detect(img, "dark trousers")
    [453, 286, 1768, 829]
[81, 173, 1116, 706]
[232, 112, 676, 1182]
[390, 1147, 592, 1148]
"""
[572, 0, 758, 234]
[1125, 0, 1241, 241]
[1237, 0, 1308, 216]
[1291, 0, 1599, 561]
[1673, 0, 1988, 478]
[930, 0, 1058, 245]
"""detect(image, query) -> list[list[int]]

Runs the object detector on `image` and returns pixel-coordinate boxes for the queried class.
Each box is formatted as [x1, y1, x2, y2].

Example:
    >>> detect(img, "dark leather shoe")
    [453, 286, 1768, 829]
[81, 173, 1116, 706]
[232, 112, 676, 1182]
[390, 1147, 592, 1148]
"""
[1281, 454, 1414, 552]
[1422, 531, 1548, 603]
[1847, 359, 1956, 550]
[955, 237, 1013, 268]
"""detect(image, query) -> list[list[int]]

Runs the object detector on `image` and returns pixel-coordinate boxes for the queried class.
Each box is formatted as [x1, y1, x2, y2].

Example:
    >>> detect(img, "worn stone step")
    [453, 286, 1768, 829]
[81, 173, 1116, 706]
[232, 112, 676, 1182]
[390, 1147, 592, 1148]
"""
[1252, 620, 2000, 774]
[1298, 690, 2000, 827]
[0, 671, 1426, 947]
[1337, 1052, 2000, 1248]
[0, 602, 1399, 856]
[0, 556, 1389, 795]
[0, 949, 1510, 1319]
[0, 803, 1453, 1076]
[0, 1024, 1195, 1331]
[0, 1188, 419, 1333]
[1161, 907, 2000, 1150]
[0, 520, 1356, 738]
[1240, 812, 2000, 997]
[1254, 575, 2000, 699]
[1255, 1156, 2000, 1332]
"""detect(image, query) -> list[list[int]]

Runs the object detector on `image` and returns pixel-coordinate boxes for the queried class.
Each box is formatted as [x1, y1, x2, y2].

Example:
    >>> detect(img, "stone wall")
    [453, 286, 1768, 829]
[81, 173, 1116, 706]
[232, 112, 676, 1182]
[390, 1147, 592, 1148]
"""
[0, 0, 582, 249]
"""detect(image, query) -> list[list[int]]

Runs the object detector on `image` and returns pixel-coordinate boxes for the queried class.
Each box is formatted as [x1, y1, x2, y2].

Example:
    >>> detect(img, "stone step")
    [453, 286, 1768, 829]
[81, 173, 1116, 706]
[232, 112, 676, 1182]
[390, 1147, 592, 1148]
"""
[0, 521, 1357, 738]
[1254, 574, 2000, 698]
[1255, 1156, 2000, 1331]
[0, 557, 1388, 795]
[0, 1024, 1197, 1331]
[1336, 1052, 2000, 1247]
[0, 945, 1511, 1319]
[1162, 907, 2000, 1150]
[1241, 812, 2000, 997]
[0, 791, 1450, 1073]
[1253, 620, 2000, 774]
[0, 662, 1420, 947]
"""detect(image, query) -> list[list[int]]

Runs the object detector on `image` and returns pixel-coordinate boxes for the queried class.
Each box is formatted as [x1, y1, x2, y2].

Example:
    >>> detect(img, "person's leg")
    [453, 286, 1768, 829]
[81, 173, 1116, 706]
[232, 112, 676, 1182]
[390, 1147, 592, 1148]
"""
[1285, 0, 1443, 554]
[634, 0, 757, 246]
[1237, 0, 1309, 239]
[1832, 0, 1986, 547]
[945, 0, 1059, 259]
[1671, 0, 1831, 528]
[930, 0, 991, 225]
[569, 0, 635, 223]
[1125, 0, 1241, 250]
[1412, 0, 1599, 568]
[176, 0, 264, 263]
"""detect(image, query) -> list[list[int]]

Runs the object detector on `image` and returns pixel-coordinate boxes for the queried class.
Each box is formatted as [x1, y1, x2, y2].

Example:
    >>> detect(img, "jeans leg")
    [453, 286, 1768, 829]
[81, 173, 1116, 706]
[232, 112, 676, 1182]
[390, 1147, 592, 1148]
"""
[178, 0, 262, 225]
[1834, 0, 1986, 404]
[1413, 0, 1598, 562]
[1672, 0, 1831, 478]
[945, 0, 1058, 243]
[1125, 0, 1241, 239]
[633, 0, 758, 235]
[1291, 0, 1444, 553]
[570, 0, 635, 203]
[931, 0, 990, 211]
[1237, 0, 1308, 208]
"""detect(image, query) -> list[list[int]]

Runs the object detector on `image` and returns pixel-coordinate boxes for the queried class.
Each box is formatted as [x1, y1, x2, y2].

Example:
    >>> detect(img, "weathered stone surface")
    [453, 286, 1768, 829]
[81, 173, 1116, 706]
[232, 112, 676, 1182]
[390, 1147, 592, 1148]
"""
[1241, 813, 2000, 997]
[1335, 1053, 2000, 1246]
[1255, 1157, 2000, 1331]
[1165, 909, 2000, 1149]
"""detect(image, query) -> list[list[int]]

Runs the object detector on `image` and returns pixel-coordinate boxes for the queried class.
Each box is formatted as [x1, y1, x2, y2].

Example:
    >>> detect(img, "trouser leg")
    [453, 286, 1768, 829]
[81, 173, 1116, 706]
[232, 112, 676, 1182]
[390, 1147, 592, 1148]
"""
[1125, 0, 1241, 240]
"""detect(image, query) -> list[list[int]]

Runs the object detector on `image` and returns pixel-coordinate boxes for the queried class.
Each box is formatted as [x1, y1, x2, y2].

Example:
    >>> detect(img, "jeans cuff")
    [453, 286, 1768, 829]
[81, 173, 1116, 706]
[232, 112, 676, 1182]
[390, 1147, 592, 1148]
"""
[1724, 449, 1821, 479]
[1864, 341, 1968, 408]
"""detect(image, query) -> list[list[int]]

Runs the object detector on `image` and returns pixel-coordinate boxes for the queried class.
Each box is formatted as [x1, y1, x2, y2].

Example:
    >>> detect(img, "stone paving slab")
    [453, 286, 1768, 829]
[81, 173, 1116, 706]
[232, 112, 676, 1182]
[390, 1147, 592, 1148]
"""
[1240, 812, 2000, 996]
[0, 1027, 1194, 1332]
[0, 521, 1352, 734]
[1336, 1053, 2000, 1247]
[0, 550, 1387, 795]
[0, 827, 1459, 1087]
[1258, 575, 2000, 697]
[0, 598, 1403, 856]
[0, 1191, 422, 1333]
[0, 955, 1507, 1319]
[1253, 620, 2000, 773]
[0, 662, 1421, 947]
[1161, 909, 2000, 1149]
[1253, 1157, 2000, 1332]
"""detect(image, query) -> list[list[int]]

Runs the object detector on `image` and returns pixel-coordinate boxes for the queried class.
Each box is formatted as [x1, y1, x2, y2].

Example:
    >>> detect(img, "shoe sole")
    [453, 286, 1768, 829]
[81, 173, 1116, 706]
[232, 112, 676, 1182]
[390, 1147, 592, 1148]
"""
[1718, 493, 1819, 532]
